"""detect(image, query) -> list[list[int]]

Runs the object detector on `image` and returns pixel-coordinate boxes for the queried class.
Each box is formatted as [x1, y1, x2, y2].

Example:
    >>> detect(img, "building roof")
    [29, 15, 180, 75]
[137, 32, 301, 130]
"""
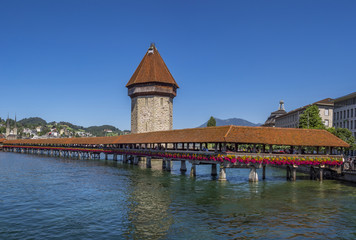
[3, 125, 349, 147]
[0, 138, 5, 143]
[334, 92, 356, 102]
[276, 98, 334, 119]
[126, 44, 179, 88]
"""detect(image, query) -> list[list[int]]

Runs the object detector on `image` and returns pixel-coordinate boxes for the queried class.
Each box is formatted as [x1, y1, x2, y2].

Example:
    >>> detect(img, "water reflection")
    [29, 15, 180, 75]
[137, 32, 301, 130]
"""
[0, 153, 356, 239]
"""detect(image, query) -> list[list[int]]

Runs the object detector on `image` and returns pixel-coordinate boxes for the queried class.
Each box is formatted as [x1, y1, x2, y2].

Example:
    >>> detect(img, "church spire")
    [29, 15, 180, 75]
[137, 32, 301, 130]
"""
[6, 114, 10, 138]
[6, 114, 10, 128]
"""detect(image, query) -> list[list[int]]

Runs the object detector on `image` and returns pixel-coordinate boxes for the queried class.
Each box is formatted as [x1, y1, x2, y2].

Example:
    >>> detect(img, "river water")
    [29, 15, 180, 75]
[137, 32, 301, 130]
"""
[0, 152, 356, 239]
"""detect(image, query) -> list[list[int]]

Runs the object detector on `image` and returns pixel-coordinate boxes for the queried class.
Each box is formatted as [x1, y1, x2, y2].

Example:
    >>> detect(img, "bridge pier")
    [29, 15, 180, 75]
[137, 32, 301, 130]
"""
[105, 153, 108, 160]
[249, 166, 258, 182]
[123, 155, 128, 163]
[286, 166, 297, 181]
[319, 167, 324, 181]
[211, 164, 217, 177]
[218, 165, 226, 181]
[162, 158, 167, 170]
[113, 154, 117, 161]
[180, 160, 187, 173]
[133, 156, 139, 165]
[262, 165, 266, 180]
[190, 163, 196, 177]
[166, 159, 172, 171]
[146, 157, 152, 168]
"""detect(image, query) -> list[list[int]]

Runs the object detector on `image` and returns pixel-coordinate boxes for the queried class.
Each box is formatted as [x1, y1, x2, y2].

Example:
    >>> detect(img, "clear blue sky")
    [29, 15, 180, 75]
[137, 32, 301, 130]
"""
[1, 0, 355, 130]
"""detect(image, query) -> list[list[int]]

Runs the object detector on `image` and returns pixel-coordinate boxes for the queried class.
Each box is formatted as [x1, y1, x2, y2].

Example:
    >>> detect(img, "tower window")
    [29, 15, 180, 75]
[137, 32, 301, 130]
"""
[145, 98, 148, 106]
[160, 98, 163, 106]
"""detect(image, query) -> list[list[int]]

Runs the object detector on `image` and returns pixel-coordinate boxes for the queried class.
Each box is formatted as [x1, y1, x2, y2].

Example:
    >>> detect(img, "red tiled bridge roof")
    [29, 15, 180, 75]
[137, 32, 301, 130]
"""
[3, 126, 349, 148]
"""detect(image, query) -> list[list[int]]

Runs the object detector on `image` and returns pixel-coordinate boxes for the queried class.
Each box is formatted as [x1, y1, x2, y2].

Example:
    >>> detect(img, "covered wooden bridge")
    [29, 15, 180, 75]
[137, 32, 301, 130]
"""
[2, 125, 349, 181]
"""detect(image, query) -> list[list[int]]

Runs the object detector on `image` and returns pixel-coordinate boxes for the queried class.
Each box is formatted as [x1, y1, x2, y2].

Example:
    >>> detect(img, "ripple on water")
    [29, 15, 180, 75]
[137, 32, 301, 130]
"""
[0, 153, 356, 239]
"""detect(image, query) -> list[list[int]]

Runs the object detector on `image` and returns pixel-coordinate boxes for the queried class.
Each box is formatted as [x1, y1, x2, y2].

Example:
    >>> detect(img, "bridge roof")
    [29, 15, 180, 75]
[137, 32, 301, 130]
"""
[0, 138, 5, 143]
[3, 126, 349, 148]
[126, 44, 179, 88]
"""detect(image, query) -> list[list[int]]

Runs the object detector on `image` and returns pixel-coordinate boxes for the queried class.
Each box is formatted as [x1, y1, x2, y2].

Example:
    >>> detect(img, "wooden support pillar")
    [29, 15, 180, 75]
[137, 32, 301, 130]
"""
[319, 167, 324, 181]
[310, 166, 315, 180]
[262, 165, 266, 180]
[162, 158, 166, 170]
[123, 154, 128, 163]
[105, 153, 108, 160]
[286, 166, 291, 180]
[218, 165, 226, 181]
[211, 164, 217, 177]
[180, 160, 187, 172]
[190, 163, 196, 177]
[249, 166, 258, 182]
[292, 167, 297, 181]
[113, 154, 117, 161]
[133, 156, 139, 165]
[269, 145, 273, 154]
[166, 159, 172, 171]
[221, 143, 226, 153]
[146, 157, 152, 168]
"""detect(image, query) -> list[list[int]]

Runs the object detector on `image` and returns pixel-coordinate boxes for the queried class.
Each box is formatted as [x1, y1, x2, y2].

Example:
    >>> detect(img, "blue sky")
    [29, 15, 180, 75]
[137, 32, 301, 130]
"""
[1, 0, 355, 130]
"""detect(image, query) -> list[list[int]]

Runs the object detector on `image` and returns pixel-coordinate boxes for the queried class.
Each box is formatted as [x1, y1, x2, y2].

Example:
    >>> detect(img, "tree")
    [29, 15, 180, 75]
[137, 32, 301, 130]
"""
[327, 127, 356, 149]
[207, 116, 216, 127]
[299, 105, 325, 129]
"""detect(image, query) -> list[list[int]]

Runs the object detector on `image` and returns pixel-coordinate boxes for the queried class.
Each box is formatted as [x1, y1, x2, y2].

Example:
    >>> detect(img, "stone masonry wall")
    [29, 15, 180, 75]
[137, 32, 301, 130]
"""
[131, 96, 173, 134]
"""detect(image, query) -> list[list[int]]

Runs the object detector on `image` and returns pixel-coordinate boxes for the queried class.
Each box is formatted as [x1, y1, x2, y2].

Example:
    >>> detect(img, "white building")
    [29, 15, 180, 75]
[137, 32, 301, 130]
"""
[333, 92, 356, 139]
[275, 98, 334, 128]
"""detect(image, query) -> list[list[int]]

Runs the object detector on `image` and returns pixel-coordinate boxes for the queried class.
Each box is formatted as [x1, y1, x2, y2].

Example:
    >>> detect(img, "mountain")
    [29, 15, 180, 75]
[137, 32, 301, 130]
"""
[198, 117, 261, 128]
[4, 116, 129, 137]
[18, 117, 47, 127]
[85, 125, 121, 136]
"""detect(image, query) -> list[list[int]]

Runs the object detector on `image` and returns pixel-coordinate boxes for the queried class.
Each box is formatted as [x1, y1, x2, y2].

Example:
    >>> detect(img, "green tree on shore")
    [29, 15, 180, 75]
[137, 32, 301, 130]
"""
[207, 116, 216, 127]
[327, 127, 356, 149]
[299, 105, 325, 129]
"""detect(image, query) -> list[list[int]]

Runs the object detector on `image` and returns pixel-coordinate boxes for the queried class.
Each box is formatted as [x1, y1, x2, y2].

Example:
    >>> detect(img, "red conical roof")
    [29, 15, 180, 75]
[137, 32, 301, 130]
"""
[126, 44, 179, 88]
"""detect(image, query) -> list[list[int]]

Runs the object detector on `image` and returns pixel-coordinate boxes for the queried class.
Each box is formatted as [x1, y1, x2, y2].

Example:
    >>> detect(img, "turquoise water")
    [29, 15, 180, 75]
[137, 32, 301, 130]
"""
[0, 152, 356, 239]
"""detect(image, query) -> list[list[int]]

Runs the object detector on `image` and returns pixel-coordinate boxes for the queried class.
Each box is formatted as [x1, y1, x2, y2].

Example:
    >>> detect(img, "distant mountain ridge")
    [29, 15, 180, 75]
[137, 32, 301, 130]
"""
[9, 117, 128, 137]
[199, 117, 261, 128]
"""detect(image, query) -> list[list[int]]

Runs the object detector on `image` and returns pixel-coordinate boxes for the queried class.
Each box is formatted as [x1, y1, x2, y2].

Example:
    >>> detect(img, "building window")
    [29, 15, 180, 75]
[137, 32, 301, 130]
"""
[324, 119, 329, 127]
[347, 121, 349, 129]
[344, 110, 346, 119]
[352, 109, 354, 118]
[160, 98, 163, 106]
[325, 109, 329, 116]
[145, 98, 148, 106]
[351, 120, 354, 130]
[337, 112, 339, 120]
[347, 110, 350, 118]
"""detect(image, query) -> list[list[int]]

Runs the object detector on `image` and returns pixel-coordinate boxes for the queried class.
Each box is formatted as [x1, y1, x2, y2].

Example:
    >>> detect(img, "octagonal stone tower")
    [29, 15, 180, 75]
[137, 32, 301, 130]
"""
[126, 44, 179, 134]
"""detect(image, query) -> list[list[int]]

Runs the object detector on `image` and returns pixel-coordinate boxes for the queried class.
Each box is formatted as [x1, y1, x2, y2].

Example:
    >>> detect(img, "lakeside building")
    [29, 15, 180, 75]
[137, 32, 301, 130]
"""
[275, 98, 334, 128]
[262, 100, 287, 127]
[333, 92, 356, 140]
